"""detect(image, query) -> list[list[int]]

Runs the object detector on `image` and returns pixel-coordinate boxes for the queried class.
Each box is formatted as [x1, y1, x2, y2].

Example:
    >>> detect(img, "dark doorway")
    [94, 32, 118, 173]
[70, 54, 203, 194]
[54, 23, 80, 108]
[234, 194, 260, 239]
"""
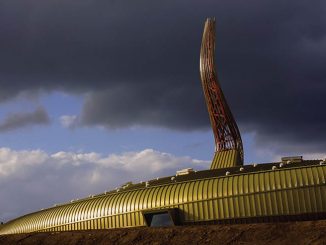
[142, 208, 180, 227]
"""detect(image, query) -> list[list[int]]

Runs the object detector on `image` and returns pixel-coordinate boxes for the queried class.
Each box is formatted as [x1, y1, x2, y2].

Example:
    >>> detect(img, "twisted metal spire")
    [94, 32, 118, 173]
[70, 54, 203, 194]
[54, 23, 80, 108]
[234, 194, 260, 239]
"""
[200, 18, 243, 168]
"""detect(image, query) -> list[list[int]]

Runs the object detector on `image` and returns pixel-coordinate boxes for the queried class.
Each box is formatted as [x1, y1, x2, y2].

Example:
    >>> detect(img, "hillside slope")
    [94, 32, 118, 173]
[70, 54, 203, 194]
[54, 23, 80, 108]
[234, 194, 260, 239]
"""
[0, 220, 325, 245]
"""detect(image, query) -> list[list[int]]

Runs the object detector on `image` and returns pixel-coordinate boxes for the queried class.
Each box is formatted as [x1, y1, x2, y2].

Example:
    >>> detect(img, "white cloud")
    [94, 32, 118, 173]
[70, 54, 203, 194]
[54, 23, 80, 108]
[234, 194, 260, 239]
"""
[0, 148, 48, 176]
[51, 151, 100, 166]
[0, 147, 209, 222]
[59, 115, 78, 129]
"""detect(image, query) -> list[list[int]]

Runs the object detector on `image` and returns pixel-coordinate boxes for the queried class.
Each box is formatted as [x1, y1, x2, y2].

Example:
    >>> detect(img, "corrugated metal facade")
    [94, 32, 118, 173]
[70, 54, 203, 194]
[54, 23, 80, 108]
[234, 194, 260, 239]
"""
[210, 150, 241, 169]
[1, 164, 325, 234]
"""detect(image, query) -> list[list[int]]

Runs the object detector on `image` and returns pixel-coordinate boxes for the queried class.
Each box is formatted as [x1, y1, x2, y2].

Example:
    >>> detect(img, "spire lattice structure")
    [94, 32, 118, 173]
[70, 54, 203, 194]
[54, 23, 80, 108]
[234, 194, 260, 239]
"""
[200, 18, 244, 169]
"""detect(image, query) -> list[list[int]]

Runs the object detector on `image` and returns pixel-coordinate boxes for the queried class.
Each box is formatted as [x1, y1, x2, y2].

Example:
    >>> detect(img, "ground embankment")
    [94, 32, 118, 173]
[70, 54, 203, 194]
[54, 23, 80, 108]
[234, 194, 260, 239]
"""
[0, 220, 325, 244]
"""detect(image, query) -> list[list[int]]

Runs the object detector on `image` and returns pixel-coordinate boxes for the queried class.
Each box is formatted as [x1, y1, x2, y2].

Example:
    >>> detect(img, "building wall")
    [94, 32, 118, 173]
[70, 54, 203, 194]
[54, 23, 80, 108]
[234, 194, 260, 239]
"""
[0, 164, 325, 234]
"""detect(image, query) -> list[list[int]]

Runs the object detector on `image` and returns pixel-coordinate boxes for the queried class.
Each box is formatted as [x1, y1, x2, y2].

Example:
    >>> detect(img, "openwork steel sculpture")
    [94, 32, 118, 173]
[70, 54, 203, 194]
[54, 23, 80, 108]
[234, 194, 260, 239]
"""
[0, 18, 325, 235]
[200, 18, 243, 169]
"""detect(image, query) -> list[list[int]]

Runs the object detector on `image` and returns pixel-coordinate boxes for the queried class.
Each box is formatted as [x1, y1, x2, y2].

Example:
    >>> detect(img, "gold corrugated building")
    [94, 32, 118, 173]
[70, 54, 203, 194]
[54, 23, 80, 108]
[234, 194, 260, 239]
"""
[0, 18, 325, 235]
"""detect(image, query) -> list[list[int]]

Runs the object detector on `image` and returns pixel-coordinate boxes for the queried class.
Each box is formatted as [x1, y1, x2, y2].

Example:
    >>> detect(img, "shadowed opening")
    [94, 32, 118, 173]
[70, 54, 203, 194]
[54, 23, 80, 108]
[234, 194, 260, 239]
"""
[143, 208, 180, 227]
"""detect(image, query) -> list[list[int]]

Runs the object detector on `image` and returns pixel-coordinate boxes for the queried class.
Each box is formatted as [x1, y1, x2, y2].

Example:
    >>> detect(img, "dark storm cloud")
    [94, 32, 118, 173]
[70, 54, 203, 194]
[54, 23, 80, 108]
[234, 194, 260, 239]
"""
[1, 0, 326, 152]
[0, 107, 50, 132]
[81, 83, 208, 130]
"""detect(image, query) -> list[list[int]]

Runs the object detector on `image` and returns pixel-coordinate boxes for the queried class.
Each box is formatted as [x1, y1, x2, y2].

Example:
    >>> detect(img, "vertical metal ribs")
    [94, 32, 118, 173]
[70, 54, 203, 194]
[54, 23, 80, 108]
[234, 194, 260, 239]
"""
[200, 18, 243, 168]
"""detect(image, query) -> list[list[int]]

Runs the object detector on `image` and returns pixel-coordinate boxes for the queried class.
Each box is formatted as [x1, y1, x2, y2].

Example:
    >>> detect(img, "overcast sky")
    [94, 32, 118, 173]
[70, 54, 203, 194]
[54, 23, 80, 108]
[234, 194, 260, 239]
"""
[1, 0, 326, 221]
